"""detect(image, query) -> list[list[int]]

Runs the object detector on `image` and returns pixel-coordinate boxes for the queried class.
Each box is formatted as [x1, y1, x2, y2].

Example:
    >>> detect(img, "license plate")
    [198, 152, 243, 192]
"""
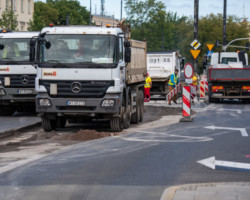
[213, 93, 223, 97]
[17, 89, 33, 94]
[66, 101, 85, 106]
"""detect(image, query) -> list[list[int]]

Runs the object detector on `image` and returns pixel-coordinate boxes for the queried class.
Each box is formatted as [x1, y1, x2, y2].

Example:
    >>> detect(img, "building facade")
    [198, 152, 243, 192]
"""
[92, 15, 119, 27]
[0, 0, 34, 31]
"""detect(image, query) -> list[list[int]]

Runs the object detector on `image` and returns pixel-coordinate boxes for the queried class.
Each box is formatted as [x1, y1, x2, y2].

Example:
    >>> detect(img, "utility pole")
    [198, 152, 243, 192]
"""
[120, 0, 123, 21]
[66, 14, 69, 25]
[193, 0, 199, 72]
[222, 0, 227, 51]
[89, 0, 92, 25]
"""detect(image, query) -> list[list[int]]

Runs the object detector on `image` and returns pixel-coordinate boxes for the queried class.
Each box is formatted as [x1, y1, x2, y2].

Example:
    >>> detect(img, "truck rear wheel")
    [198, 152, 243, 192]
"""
[110, 117, 123, 132]
[0, 106, 16, 116]
[139, 91, 144, 122]
[42, 116, 57, 132]
[131, 97, 140, 124]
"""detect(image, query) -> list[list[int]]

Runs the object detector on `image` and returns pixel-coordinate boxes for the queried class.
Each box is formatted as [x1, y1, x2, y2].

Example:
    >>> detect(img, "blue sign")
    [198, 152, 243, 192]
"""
[207, 51, 213, 57]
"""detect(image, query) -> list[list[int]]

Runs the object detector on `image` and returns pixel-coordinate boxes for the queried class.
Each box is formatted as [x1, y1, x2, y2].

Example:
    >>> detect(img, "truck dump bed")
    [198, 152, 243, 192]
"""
[126, 40, 147, 84]
[209, 67, 250, 81]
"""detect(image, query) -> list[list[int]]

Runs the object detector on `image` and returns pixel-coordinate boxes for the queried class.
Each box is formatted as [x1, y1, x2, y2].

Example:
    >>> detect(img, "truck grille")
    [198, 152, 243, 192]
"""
[39, 80, 114, 98]
[0, 74, 36, 88]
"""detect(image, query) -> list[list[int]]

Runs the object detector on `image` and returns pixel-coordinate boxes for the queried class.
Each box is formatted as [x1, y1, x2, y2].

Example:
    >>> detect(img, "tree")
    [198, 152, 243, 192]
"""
[0, 9, 18, 31]
[46, 0, 90, 25]
[29, 1, 58, 31]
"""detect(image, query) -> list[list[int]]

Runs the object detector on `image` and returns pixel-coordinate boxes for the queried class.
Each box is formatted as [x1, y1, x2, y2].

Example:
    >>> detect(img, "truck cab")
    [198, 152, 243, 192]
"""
[33, 25, 146, 132]
[0, 31, 39, 115]
[210, 52, 248, 66]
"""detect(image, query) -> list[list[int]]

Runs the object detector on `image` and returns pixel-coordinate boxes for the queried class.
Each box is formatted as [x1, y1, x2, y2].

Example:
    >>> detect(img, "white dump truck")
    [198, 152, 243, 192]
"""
[31, 24, 147, 132]
[147, 51, 182, 96]
[0, 31, 39, 115]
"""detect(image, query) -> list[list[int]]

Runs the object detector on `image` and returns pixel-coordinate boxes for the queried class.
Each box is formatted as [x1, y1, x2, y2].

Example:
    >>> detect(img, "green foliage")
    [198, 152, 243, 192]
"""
[29, 0, 90, 31]
[28, 1, 58, 31]
[47, 0, 90, 26]
[0, 9, 18, 31]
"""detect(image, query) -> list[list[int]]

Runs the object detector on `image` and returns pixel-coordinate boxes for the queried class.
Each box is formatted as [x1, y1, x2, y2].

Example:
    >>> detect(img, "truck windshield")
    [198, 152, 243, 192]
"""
[40, 35, 117, 64]
[0, 38, 30, 61]
[222, 57, 237, 64]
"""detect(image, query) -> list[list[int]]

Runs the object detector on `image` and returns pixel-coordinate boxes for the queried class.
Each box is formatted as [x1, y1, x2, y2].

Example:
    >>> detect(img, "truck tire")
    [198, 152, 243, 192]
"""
[0, 106, 16, 116]
[110, 117, 123, 132]
[139, 91, 144, 122]
[123, 106, 131, 129]
[208, 97, 214, 103]
[42, 116, 57, 132]
[57, 117, 66, 128]
[131, 97, 139, 124]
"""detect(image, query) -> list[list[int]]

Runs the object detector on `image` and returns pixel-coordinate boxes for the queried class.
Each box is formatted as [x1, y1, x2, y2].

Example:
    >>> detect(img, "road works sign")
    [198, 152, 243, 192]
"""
[207, 44, 214, 51]
[190, 50, 201, 60]
[190, 39, 201, 50]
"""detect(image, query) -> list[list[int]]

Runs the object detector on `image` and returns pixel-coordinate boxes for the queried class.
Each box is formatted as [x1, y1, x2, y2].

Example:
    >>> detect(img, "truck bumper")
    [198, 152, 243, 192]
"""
[212, 95, 250, 99]
[0, 87, 37, 105]
[36, 93, 122, 116]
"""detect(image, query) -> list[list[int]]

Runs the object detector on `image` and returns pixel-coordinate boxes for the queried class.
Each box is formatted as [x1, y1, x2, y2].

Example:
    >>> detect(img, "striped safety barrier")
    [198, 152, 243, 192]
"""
[182, 86, 191, 117]
[166, 84, 182, 102]
[203, 75, 208, 92]
[200, 79, 205, 99]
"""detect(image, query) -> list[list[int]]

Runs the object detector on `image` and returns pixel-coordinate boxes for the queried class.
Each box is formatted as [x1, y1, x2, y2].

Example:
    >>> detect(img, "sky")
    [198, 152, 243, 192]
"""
[39, 0, 250, 21]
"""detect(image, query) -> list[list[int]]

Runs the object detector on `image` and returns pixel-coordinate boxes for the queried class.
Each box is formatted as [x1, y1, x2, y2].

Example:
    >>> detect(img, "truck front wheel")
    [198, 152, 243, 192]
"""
[42, 116, 57, 132]
[110, 117, 124, 132]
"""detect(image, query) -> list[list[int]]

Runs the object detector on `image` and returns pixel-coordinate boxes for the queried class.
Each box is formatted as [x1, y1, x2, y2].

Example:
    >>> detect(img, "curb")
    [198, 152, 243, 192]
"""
[160, 182, 250, 200]
[0, 122, 41, 140]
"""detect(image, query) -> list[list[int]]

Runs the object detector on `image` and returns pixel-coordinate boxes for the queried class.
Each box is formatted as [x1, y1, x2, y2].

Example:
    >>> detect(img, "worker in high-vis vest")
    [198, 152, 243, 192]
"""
[168, 69, 179, 105]
[2, 43, 20, 58]
[144, 73, 152, 102]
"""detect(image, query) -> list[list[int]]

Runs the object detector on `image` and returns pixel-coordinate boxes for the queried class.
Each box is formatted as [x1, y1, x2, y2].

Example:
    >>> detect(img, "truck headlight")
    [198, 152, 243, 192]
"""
[38, 98, 51, 107]
[0, 88, 6, 96]
[101, 99, 115, 107]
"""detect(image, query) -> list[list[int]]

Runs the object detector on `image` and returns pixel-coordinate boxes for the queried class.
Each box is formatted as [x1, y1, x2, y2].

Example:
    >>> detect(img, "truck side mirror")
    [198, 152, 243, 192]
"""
[45, 41, 51, 49]
[0, 44, 4, 50]
[125, 47, 131, 63]
[29, 38, 37, 62]
[181, 58, 185, 69]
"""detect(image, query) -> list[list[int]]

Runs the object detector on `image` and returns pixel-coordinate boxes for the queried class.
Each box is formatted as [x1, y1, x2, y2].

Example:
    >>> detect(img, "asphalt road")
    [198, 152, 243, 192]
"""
[0, 112, 40, 133]
[0, 101, 250, 200]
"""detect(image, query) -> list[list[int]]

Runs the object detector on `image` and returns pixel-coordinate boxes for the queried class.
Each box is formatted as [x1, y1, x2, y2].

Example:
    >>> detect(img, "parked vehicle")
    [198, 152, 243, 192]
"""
[207, 51, 250, 102]
[31, 24, 147, 132]
[0, 31, 39, 115]
[147, 51, 183, 96]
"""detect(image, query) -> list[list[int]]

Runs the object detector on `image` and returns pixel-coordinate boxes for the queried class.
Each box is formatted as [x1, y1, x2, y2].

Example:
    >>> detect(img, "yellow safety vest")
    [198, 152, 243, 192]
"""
[168, 73, 178, 86]
[2, 46, 20, 58]
[144, 77, 151, 88]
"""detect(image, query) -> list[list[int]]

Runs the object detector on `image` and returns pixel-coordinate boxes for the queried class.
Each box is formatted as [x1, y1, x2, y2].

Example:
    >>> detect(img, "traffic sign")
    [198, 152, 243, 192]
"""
[190, 50, 201, 60]
[184, 63, 193, 79]
[207, 50, 213, 57]
[190, 39, 201, 50]
[207, 44, 214, 51]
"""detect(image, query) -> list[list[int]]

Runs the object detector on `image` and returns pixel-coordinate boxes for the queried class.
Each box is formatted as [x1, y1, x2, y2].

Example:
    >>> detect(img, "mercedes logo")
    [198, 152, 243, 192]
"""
[20, 75, 29, 85]
[71, 82, 81, 93]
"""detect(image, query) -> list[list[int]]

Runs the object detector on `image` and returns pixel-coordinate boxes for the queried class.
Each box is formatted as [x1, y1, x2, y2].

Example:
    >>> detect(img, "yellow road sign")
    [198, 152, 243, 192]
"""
[190, 50, 201, 60]
[207, 44, 214, 51]
[190, 39, 201, 50]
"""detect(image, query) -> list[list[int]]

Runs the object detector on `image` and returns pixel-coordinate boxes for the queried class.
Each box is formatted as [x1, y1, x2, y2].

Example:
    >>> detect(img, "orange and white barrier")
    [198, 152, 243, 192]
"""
[182, 86, 191, 117]
[200, 79, 205, 98]
[166, 83, 182, 102]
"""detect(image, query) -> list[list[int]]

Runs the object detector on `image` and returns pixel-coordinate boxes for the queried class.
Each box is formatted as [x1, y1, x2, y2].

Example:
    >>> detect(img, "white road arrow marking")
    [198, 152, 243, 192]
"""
[197, 156, 250, 172]
[204, 125, 248, 137]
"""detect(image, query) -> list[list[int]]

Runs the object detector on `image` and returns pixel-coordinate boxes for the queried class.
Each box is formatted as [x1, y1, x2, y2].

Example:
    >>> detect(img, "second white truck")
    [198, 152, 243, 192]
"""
[147, 51, 182, 96]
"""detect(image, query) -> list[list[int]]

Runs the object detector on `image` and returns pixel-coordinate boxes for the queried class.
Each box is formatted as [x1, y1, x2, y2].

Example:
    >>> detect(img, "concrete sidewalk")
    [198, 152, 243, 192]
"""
[161, 182, 250, 200]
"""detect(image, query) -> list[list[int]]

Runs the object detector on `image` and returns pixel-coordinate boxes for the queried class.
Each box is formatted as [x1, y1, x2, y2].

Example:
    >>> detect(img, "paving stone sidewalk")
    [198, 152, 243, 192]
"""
[161, 182, 250, 200]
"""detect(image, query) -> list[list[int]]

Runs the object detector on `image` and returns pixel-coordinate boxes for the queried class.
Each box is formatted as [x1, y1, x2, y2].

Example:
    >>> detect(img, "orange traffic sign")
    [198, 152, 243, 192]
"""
[190, 50, 201, 60]
[207, 44, 214, 51]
